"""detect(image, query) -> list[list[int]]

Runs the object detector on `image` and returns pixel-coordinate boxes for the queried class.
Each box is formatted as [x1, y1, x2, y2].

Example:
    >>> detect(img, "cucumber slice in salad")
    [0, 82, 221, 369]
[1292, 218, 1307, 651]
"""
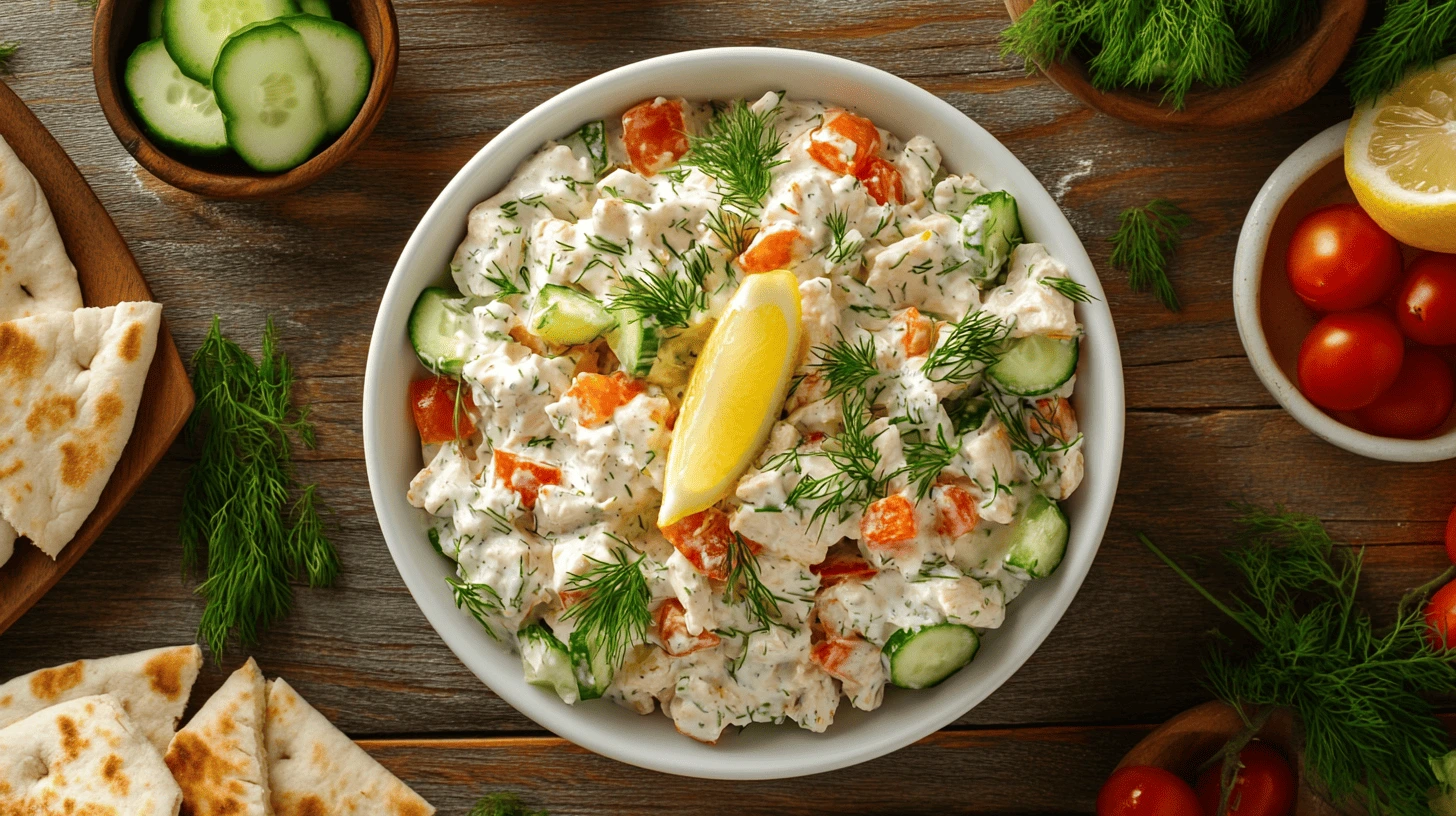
[883, 623, 980, 689]
[1003, 493, 1069, 580]
[409, 286, 473, 375]
[520, 624, 579, 704]
[277, 14, 371, 136]
[124, 39, 229, 156]
[966, 190, 1022, 276]
[529, 284, 616, 345]
[988, 334, 1078, 397]
[608, 307, 660, 377]
[945, 393, 991, 434]
[163, 0, 300, 85]
[298, 0, 332, 17]
[148, 0, 166, 38]
[562, 119, 610, 179]
[569, 630, 615, 701]
[212, 22, 329, 172]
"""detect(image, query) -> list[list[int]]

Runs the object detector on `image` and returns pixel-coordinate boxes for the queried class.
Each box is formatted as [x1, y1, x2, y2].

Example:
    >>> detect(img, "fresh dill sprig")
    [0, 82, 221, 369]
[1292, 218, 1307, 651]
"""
[585, 234, 627, 257]
[898, 424, 960, 500]
[561, 547, 653, 670]
[987, 397, 1079, 482]
[768, 389, 887, 531]
[1040, 276, 1096, 303]
[1344, 0, 1456, 104]
[823, 208, 864, 265]
[181, 318, 339, 658]
[1110, 199, 1190, 312]
[705, 207, 752, 259]
[480, 262, 527, 298]
[682, 98, 787, 215]
[1142, 507, 1456, 816]
[810, 332, 880, 400]
[447, 574, 504, 641]
[0, 42, 18, 74]
[468, 792, 549, 816]
[723, 534, 788, 629]
[922, 310, 1011, 383]
[609, 247, 711, 328]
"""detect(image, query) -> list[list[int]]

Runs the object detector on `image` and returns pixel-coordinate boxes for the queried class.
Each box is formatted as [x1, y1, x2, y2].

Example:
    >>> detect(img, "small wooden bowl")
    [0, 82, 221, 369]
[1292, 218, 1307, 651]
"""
[91, 0, 398, 198]
[1003, 0, 1367, 132]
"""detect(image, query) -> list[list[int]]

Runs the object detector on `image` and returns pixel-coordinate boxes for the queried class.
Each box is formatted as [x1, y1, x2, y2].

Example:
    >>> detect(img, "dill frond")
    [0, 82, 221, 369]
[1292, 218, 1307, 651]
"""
[447, 574, 504, 641]
[1110, 199, 1190, 312]
[0, 42, 18, 75]
[810, 332, 880, 400]
[723, 533, 788, 629]
[823, 208, 864, 266]
[898, 424, 960, 500]
[987, 397, 1080, 483]
[922, 310, 1012, 383]
[769, 389, 887, 531]
[468, 792, 549, 816]
[562, 547, 653, 670]
[1040, 276, 1097, 303]
[609, 247, 711, 328]
[681, 98, 787, 215]
[1344, 0, 1456, 104]
[705, 207, 752, 259]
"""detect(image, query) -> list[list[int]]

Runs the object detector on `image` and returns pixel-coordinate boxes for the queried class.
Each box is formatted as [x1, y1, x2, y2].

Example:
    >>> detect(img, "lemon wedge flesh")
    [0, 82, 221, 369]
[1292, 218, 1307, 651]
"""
[658, 270, 802, 528]
[1346, 54, 1456, 252]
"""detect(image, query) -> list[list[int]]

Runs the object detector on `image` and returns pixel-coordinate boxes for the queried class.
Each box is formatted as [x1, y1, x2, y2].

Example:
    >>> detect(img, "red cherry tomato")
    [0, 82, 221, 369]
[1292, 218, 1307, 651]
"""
[1396, 254, 1456, 346]
[1426, 580, 1456, 650]
[1447, 506, 1456, 566]
[1097, 766, 1202, 816]
[1286, 204, 1403, 312]
[1353, 348, 1455, 438]
[1297, 309, 1406, 411]
[1195, 743, 1295, 816]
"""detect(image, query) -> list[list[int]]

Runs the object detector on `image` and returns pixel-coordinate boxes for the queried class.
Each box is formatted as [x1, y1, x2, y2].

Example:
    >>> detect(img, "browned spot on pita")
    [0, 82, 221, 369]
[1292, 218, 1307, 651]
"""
[101, 754, 130, 796]
[25, 394, 77, 436]
[0, 460, 22, 481]
[119, 322, 145, 363]
[94, 391, 124, 429]
[0, 694, 10, 706]
[57, 715, 88, 761]
[144, 649, 187, 700]
[165, 731, 245, 816]
[60, 441, 102, 489]
[30, 661, 84, 700]
[289, 795, 329, 816]
[0, 323, 41, 382]
[390, 795, 432, 816]
[217, 711, 237, 736]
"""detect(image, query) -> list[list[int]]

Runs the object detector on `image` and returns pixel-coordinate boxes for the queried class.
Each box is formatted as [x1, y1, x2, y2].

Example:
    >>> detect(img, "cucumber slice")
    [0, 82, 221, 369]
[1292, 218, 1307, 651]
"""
[607, 307, 659, 377]
[988, 335, 1078, 397]
[212, 22, 329, 172]
[1003, 493, 1069, 580]
[277, 14, 371, 137]
[569, 629, 615, 701]
[883, 623, 979, 689]
[562, 119, 610, 179]
[409, 286, 472, 375]
[162, 0, 300, 85]
[966, 190, 1022, 276]
[148, 0, 166, 38]
[945, 393, 991, 435]
[124, 39, 229, 156]
[298, 0, 332, 17]
[520, 623, 579, 704]
[529, 284, 616, 345]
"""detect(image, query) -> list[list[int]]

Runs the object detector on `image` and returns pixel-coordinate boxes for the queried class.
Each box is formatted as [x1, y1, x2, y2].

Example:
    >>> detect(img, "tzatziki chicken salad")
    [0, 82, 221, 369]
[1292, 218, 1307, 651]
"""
[405, 91, 1089, 743]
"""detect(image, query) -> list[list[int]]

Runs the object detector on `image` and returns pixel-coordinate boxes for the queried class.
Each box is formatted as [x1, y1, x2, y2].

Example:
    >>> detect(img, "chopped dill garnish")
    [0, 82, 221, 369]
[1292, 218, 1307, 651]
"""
[447, 574, 504, 641]
[723, 533, 788, 629]
[585, 234, 627, 256]
[823, 208, 864, 265]
[0, 42, 18, 74]
[987, 396, 1079, 482]
[468, 793, 549, 816]
[898, 424, 960, 500]
[609, 247, 711, 328]
[561, 547, 653, 670]
[1039, 276, 1096, 303]
[810, 332, 880, 399]
[681, 97, 787, 215]
[922, 310, 1012, 383]
[767, 389, 887, 531]
[1110, 199, 1190, 312]
[705, 207, 752, 259]
[1344, 0, 1456, 104]
[481, 262, 528, 298]
[181, 318, 339, 658]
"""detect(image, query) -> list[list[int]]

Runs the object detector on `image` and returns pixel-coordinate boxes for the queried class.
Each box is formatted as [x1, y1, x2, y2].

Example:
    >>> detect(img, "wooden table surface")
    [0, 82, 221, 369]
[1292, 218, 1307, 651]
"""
[3, 1, 1453, 813]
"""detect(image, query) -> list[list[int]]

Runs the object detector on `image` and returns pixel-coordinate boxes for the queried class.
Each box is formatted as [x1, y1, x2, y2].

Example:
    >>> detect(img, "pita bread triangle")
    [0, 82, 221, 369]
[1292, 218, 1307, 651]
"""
[0, 644, 202, 755]
[165, 658, 273, 816]
[0, 300, 160, 564]
[265, 678, 435, 816]
[0, 694, 183, 816]
[0, 135, 84, 323]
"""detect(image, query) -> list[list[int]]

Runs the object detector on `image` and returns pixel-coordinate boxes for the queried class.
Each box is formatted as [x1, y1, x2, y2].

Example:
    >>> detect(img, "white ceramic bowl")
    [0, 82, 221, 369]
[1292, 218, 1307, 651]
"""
[364, 47, 1126, 779]
[1233, 121, 1456, 462]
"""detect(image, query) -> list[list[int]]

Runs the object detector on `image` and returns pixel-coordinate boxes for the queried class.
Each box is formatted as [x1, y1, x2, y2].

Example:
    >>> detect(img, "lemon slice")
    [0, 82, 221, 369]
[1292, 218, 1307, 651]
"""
[1346, 54, 1456, 252]
[657, 270, 802, 527]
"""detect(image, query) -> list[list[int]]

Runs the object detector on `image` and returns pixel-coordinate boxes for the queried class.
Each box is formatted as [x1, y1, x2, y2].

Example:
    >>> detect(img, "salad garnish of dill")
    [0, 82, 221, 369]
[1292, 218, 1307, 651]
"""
[180, 318, 339, 657]
[1344, 0, 1456, 104]
[723, 533, 787, 629]
[810, 332, 880, 399]
[561, 546, 652, 669]
[766, 389, 888, 531]
[922, 310, 1012, 383]
[1143, 507, 1456, 816]
[1040, 275, 1096, 303]
[447, 574, 504, 641]
[681, 97, 787, 215]
[1110, 199, 1190, 312]
[610, 247, 712, 328]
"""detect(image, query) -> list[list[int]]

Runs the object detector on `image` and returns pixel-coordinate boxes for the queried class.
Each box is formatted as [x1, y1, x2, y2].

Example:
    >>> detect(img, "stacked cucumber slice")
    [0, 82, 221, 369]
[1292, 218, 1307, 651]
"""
[125, 0, 373, 172]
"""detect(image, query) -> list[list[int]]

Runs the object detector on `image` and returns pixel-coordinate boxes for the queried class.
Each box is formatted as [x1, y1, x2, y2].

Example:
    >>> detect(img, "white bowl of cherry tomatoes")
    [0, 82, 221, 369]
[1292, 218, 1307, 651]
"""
[1235, 121, 1456, 462]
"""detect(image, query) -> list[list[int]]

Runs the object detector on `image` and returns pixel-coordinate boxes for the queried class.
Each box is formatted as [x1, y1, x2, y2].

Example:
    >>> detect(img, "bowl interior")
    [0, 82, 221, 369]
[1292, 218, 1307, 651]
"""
[364, 47, 1126, 780]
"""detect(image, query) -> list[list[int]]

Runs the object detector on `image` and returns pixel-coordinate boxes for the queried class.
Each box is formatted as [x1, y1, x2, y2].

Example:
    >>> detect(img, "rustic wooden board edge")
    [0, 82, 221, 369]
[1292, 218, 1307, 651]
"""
[0, 78, 195, 635]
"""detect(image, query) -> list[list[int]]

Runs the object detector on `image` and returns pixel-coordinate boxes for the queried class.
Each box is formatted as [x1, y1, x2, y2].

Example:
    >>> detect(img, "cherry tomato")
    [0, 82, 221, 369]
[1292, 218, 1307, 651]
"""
[1297, 309, 1405, 411]
[1426, 579, 1456, 650]
[1447, 506, 1456, 566]
[1097, 766, 1202, 816]
[1396, 254, 1456, 346]
[1353, 348, 1455, 438]
[1286, 204, 1402, 312]
[1195, 743, 1295, 816]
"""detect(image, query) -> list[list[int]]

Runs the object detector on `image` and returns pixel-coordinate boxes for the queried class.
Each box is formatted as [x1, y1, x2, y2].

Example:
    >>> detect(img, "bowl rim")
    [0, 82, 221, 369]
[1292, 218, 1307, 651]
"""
[1232, 120, 1456, 462]
[89, 0, 399, 199]
[364, 46, 1126, 779]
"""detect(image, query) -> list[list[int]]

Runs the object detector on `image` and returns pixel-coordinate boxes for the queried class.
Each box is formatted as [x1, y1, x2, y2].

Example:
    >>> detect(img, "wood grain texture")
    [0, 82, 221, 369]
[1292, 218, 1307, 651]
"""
[0, 0, 1446, 811]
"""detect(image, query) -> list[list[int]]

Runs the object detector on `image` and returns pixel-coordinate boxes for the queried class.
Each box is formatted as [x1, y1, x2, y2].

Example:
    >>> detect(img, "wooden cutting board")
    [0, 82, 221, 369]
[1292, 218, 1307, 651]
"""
[0, 79, 194, 635]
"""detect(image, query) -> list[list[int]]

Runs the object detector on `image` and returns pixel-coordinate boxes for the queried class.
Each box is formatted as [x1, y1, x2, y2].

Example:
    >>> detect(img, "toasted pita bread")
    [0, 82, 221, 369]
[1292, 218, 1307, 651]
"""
[0, 300, 160, 563]
[266, 678, 435, 816]
[165, 658, 273, 816]
[0, 694, 182, 816]
[0, 135, 84, 322]
[0, 644, 202, 755]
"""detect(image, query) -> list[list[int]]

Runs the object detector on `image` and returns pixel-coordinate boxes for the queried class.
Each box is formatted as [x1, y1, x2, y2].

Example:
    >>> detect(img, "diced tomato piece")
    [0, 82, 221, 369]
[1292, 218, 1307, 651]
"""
[807, 110, 882, 176]
[622, 98, 690, 176]
[565, 371, 646, 428]
[492, 450, 562, 510]
[894, 306, 935, 358]
[812, 548, 878, 587]
[1028, 396, 1078, 443]
[410, 377, 477, 445]
[934, 485, 981, 539]
[857, 156, 904, 205]
[736, 228, 801, 274]
[861, 494, 918, 552]
[660, 508, 735, 581]
[655, 598, 721, 656]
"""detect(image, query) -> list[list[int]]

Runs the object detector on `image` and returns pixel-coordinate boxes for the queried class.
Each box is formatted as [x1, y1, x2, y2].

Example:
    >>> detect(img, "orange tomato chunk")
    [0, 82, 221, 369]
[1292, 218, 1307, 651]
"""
[622, 98, 690, 176]
[410, 377, 477, 444]
[934, 485, 981, 539]
[655, 598, 721, 656]
[493, 450, 562, 510]
[737, 228, 801, 274]
[565, 371, 646, 428]
[860, 494, 918, 551]
[858, 156, 904, 205]
[807, 110, 882, 176]
[1028, 397, 1078, 443]
[812, 548, 878, 587]
[660, 507, 736, 581]
[894, 306, 935, 358]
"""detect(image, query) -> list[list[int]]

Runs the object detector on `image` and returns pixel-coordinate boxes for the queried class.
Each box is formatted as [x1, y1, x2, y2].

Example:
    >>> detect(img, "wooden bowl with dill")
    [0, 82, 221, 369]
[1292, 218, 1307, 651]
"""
[1001, 0, 1367, 132]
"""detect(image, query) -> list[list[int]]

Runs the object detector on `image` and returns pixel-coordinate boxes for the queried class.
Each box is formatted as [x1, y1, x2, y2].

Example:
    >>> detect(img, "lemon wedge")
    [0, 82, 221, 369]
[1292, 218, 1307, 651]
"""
[1346, 54, 1456, 252]
[657, 270, 802, 528]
